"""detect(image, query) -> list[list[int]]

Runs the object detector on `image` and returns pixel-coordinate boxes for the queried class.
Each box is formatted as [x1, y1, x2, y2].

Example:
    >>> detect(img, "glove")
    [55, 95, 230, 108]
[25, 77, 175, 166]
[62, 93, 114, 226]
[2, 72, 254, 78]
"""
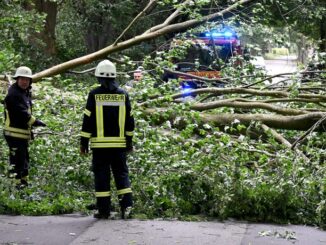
[80, 138, 89, 155]
[33, 119, 46, 127]
[80, 146, 89, 155]
[126, 141, 133, 153]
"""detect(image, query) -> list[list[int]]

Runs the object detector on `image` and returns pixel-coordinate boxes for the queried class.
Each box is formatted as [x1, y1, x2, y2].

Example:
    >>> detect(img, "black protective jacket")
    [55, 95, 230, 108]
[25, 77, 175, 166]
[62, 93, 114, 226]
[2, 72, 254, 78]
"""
[3, 83, 35, 140]
[80, 85, 134, 149]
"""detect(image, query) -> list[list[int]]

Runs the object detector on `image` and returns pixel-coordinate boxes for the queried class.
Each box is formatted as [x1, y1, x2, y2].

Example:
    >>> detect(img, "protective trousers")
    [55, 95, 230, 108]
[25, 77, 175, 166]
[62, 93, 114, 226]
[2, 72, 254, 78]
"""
[4, 136, 29, 183]
[92, 149, 132, 215]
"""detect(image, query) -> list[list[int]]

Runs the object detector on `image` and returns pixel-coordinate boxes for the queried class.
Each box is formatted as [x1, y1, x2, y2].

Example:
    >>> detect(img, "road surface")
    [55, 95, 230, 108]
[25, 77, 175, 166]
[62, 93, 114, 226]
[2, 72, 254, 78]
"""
[264, 56, 298, 85]
[0, 214, 325, 245]
[265, 56, 298, 75]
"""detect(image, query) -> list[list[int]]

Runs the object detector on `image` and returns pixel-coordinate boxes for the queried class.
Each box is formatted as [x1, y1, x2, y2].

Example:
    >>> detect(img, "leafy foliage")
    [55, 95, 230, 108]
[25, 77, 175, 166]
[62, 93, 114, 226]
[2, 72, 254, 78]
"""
[0, 1, 46, 72]
[1, 61, 325, 228]
[0, 0, 325, 230]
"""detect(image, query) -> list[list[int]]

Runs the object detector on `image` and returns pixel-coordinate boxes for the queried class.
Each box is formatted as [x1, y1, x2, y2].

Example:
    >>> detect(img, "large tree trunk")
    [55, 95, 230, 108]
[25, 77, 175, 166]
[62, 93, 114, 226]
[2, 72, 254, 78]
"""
[143, 108, 325, 131]
[23, 0, 58, 55]
[297, 34, 309, 64]
[320, 16, 326, 52]
[86, 22, 112, 53]
[200, 113, 326, 131]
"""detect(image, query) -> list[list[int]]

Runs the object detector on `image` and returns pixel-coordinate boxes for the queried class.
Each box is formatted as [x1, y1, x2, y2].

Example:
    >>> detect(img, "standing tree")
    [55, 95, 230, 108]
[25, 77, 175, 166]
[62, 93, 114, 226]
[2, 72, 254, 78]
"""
[22, 0, 59, 55]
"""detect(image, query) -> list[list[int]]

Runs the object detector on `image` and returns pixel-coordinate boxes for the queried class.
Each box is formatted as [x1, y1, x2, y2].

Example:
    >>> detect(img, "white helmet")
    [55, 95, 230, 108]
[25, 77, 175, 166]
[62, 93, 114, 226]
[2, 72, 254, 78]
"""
[13, 66, 33, 79]
[95, 60, 116, 78]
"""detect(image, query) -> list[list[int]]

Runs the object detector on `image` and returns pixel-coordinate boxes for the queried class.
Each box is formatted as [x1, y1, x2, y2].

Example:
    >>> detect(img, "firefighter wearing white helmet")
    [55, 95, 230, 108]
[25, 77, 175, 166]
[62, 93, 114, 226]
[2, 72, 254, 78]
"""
[3, 66, 46, 188]
[95, 59, 116, 78]
[13, 66, 33, 79]
[81, 59, 135, 219]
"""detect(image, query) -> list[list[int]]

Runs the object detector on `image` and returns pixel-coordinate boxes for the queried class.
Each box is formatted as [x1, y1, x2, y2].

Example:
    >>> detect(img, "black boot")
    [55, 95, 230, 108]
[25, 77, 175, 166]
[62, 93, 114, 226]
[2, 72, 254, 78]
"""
[121, 206, 132, 219]
[93, 212, 109, 219]
[86, 203, 97, 210]
[20, 179, 28, 186]
[16, 178, 28, 190]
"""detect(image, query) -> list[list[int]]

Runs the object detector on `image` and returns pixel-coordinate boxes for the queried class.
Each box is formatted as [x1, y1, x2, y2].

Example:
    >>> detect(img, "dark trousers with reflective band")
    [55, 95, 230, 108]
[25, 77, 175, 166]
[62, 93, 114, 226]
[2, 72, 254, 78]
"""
[4, 136, 29, 180]
[92, 148, 132, 215]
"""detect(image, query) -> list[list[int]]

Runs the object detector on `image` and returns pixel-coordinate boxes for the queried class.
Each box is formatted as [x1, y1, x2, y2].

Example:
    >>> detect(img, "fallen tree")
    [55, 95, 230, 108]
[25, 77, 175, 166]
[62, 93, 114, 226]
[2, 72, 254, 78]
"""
[1, 0, 325, 138]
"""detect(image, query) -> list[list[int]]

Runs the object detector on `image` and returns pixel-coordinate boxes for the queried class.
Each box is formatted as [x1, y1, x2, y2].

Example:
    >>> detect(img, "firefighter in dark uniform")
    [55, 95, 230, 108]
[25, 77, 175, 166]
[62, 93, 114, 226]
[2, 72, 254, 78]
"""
[3, 66, 46, 188]
[80, 60, 135, 219]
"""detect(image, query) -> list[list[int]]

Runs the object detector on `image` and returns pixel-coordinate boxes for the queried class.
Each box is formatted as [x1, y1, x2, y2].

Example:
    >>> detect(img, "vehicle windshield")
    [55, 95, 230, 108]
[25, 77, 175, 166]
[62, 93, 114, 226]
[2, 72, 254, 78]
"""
[177, 42, 235, 72]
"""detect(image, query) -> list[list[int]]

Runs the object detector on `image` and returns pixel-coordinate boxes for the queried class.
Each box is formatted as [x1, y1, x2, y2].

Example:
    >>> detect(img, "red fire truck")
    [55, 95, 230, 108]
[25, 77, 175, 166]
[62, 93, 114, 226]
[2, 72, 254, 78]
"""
[164, 28, 242, 90]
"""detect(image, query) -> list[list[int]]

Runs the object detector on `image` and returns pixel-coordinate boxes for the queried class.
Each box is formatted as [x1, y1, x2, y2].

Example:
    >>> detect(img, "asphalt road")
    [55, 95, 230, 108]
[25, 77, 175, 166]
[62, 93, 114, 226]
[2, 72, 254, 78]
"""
[265, 56, 298, 76]
[264, 56, 298, 85]
[0, 214, 325, 245]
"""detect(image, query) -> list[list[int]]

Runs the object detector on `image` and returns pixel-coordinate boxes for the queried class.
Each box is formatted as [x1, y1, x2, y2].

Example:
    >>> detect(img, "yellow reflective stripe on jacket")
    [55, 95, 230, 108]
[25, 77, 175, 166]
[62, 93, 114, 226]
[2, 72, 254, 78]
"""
[95, 104, 103, 138]
[119, 105, 126, 137]
[27, 116, 36, 127]
[4, 126, 30, 135]
[117, 188, 132, 195]
[90, 136, 126, 148]
[96, 104, 104, 138]
[94, 93, 127, 144]
[126, 131, 133, 136]
[90, 142, 126, 148]
[5, 109, 10, 127]
[95, 191, 111, 197]
[4, 126, 31, 139]
[84, 109, 91, 117]
[4, 131, 31, 139]
[90, 137, 126, 143]
[80, 131, 92, 138]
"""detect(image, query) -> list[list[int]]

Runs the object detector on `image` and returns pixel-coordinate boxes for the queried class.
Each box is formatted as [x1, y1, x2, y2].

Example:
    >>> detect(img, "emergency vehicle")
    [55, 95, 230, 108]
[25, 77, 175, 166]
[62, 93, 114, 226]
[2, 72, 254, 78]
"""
[165, 28, 242, 90]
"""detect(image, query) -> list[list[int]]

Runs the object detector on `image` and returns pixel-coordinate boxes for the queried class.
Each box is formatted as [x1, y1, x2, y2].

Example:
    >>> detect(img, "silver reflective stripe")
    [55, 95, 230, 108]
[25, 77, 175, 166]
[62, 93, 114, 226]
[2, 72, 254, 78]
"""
[96, 101, 125, 106]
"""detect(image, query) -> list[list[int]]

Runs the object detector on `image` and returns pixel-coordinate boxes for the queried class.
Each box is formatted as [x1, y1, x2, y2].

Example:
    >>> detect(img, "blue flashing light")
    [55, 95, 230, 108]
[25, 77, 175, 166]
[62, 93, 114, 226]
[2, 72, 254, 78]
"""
[212, 32, 223, 37]
[224, 31, 233, 37]
[181, 84, 193, 97]
[204, 31, 234, 38]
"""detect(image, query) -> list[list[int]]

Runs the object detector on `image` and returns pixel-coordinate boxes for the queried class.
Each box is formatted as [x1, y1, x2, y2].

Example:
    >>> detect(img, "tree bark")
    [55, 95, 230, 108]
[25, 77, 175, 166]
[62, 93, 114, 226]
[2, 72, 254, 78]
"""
[24, 0, 58, 55]
[200, 112, 326, 131]
[260, 124, 309, 162]
[143, 107, 325, 131]
[191, 100, 310, 115]
[320, 15, 326, 52]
